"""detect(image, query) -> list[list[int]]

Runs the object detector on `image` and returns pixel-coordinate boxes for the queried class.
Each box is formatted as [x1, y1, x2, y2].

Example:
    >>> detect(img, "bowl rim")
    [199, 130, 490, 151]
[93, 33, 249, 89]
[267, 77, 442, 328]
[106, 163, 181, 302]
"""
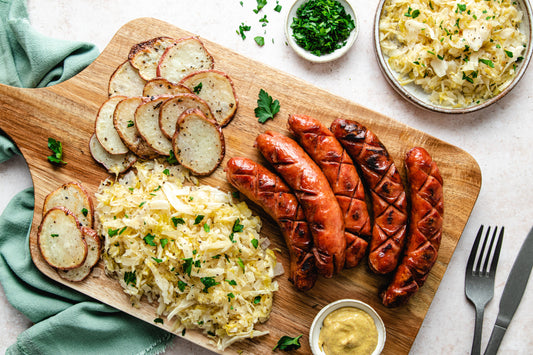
[308, 299, 386, 355]
[373, 0, 533, 114]
[285, 0, 360, 63]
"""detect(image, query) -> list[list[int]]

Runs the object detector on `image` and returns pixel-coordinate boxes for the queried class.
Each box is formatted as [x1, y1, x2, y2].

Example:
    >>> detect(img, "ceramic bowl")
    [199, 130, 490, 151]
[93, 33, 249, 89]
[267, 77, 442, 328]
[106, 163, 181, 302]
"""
[373, 0, 533, 113]
[309, 299, 386, 355]
[285, 0, 359, 63]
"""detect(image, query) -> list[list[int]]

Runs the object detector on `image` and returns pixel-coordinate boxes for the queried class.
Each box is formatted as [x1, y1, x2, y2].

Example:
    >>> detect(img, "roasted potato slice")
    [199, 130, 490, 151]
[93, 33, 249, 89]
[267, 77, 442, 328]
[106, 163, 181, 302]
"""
[172, 108, 225, 176]
[143, 78, 191, 97]
[38, 207, 87, 270]
[179, 70, 238, 127]
[113, 97, 159, 159]
[157, 37, 214, 84]
[128, 36, 177, 81]
[89, 134, 137, 174]
[135, 96, 173, 156]
[58, 226, 101, 282]
[108, 60, 146, 97]
[43, 182, 94, 228]
[95, 96, 129, 155]
[159, 93, 215, 140]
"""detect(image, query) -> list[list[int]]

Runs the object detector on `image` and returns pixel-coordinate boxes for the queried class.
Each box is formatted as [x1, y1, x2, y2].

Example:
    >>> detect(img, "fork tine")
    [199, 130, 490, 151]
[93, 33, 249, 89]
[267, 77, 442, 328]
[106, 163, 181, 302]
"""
[488, 227, 504, 277]
[467, 225, 484, 272]
[481, 226, 498, 274]
[474, 226, 491, 274]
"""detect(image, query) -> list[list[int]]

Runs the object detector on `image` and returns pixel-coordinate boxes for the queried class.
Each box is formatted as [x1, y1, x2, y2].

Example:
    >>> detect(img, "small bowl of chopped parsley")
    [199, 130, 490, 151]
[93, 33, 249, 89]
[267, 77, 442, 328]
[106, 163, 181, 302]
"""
[286, 0, 359, 63]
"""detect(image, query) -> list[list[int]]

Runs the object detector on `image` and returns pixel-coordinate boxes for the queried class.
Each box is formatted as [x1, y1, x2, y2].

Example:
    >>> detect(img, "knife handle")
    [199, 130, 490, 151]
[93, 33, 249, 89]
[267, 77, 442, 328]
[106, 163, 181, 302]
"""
[483, 323, 506, 355]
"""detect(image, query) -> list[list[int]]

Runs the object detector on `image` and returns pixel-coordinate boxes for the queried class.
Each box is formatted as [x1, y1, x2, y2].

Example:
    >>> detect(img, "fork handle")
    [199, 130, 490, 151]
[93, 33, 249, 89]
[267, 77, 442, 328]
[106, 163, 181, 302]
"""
[471, 306, 485, 355]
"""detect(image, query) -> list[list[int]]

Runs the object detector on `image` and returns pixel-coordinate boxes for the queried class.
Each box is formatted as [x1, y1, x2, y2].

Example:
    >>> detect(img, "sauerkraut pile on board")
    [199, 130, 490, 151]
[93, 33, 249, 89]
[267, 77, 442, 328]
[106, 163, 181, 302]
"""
[379, 0, 528, 107]
[95, 159, 279, 349]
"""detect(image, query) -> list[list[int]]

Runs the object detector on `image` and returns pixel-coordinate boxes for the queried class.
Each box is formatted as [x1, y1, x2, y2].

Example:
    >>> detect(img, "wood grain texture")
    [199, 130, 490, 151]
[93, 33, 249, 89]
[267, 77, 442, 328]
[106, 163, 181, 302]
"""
[0, 18, 481, 354]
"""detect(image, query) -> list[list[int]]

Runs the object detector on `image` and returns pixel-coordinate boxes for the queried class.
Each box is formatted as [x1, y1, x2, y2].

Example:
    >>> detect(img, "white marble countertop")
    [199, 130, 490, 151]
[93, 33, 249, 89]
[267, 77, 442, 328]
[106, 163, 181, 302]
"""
[1, 0, 532, 354]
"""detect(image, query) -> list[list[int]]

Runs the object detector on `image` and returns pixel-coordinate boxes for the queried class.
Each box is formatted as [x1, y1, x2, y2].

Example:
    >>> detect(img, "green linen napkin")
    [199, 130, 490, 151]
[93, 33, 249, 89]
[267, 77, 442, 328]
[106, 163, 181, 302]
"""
[0, 0, 174, 354]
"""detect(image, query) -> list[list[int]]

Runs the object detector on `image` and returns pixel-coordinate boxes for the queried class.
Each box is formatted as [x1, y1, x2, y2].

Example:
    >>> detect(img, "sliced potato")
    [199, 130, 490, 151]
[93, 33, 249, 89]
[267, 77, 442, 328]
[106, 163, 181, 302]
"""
[159, 93, 215, 140]
[179, 70, 238, 127]
[128, 36, 177, 81]
[108, 60, 146, 97]
[43, 182, 93, 228]
[58, 226, 101, 282]
[38, 207, 87, 270]
[143, 78, 191, 97]
[135, 96, 173, 156]
[157, 37, 214, 84]
[172, 108, 225, 176]
[113, 97, 159, 159]
[89, 134, 137, 174]
[95, 96, 130, 155]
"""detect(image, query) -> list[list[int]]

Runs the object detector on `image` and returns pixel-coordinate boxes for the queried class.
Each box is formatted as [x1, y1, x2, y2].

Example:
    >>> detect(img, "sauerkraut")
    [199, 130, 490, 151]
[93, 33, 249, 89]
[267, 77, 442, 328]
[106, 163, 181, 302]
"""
[95, 159, 278, 349]
[379, 0, 528, 107]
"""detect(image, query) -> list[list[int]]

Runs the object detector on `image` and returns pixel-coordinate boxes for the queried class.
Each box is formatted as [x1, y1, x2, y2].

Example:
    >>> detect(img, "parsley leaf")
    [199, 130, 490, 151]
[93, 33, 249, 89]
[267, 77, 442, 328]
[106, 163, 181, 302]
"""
[237, 22, 251, 40]
[194, 215, 205, 225]
[479, 58, 495, 68]
[167, 150, 179, 164]
[47, 138, 66, 165]
[171, 216, 185, 227]
[143, 233, 157, 246]
[253, 0, 267, 13]
[193, 82, 203, 94]
[182, 258, 193, 277]
[177, 280, 187, 292]
[254, 89, 280, 123]
[160, 238, 169, 249]
[81, 208, 89, 217]
[254, 36, 265, 47]
[273, 334, 303, 351]
[251, 238, 259, 249]
[124, 271, 136, 286]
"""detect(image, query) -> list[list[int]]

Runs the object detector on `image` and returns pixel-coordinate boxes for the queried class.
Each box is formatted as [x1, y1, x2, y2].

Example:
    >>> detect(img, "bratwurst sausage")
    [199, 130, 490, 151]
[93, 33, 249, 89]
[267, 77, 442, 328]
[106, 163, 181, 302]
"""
[288, 114, 371, 268]
[226, 157, 317, 291]
[382, 147, 444, 307]
[331, 118, 408, 274]
[256, 131, 346, 278]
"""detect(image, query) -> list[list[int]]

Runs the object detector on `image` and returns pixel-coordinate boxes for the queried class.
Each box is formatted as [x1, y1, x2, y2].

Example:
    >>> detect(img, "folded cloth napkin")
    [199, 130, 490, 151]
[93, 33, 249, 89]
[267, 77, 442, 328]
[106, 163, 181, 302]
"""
[0, 0, 174, 354]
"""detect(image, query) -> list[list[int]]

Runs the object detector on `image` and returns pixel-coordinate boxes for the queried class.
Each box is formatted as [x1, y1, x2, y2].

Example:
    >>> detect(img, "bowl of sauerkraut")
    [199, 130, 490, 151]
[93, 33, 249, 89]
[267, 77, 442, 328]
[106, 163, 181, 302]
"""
[374, 0, 532, 113]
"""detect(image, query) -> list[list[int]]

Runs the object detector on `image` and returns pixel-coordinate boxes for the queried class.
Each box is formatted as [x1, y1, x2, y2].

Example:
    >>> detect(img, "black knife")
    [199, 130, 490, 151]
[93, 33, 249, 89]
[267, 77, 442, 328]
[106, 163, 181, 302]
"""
[484, 226, 533, 355]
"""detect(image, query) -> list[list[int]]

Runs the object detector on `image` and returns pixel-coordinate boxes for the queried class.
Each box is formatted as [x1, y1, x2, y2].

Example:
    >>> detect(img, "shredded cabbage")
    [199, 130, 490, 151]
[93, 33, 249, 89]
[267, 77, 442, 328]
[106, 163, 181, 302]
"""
[95, 159, 278, 350]
[379, 0, 528, 107]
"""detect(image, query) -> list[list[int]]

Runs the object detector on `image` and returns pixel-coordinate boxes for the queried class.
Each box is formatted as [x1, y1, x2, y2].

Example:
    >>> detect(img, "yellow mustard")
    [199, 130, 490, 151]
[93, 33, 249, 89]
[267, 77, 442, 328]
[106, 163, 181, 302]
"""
[318, 307, 378, 355]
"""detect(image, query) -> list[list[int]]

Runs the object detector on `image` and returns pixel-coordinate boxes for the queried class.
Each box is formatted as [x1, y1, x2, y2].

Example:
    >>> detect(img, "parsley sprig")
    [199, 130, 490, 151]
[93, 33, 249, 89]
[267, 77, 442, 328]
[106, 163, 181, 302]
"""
[255, 89, 280, 123]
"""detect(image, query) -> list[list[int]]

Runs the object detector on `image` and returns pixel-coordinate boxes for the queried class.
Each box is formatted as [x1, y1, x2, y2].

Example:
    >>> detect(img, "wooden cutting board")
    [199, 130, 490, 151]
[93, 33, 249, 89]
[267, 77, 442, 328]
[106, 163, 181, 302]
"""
[0, 18, 481, 354]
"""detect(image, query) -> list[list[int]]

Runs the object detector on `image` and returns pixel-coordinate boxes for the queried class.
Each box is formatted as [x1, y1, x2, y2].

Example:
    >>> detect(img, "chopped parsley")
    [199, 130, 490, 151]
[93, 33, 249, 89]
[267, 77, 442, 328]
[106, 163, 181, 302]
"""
[290, 0, 356, 56]
[51, 233, 59, 238]
[237, 23, 251, 40]
[81, 208, 89, 217]
[182, 258, 193, 277]
[253, 0, 267, 13]
[253, 295, 261, 304]
[167, 150, 178, 164]
[479, 58, 495, 68]
[226, 279, 237, 286]
[143, 233, 157, 246]
[254, 36, 265, 46]
[152, 257, 163, 263]
[227, 292, 235, 302]
[127, 120, 135, 127]
[504, 50, 513, 58]
[237, 257, 245, 272]
[108, 228, 120, 237]
[200, 277, 220, 293]
[171, 216, 185, 226]
[46, 138, 66, 165]
[193, 82, 202, 94]
[203, 223, 210, 233]
[194, 215, 205, 225]
[154, 318, 164, 324]
[177, 280, 187, 292]
[124, 271, 136, 286]
[404, 7, 420, 19]
[251, 238, 259, 249]
[160, 238, 169, 249]
[255, 89, 280, 123]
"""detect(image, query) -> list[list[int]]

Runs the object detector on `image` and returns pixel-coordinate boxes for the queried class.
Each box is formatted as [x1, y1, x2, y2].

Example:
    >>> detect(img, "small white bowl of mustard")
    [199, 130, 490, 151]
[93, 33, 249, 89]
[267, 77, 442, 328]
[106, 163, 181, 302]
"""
[309, 299, 386, 355]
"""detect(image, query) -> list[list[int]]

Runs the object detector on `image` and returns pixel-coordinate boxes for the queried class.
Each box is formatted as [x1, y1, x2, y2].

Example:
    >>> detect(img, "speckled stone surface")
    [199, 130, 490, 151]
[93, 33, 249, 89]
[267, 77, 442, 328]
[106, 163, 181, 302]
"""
[1, 1, 532, 354]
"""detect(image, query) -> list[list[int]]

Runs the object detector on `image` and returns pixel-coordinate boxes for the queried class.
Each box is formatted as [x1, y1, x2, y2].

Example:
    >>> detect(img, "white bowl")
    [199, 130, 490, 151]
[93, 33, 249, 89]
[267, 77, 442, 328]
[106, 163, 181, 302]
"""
[373, 0, 533, 113]
[285, 0, 359, 63]
[309, 299, 386, 355]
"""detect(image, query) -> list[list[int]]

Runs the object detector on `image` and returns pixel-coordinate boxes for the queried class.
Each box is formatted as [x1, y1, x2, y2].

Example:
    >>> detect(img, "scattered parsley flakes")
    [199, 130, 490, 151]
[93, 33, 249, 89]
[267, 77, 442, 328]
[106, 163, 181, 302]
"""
[226, 279, 237, 286]
[255, 36, 265, 46]
[251, 238, 259, 249]
[127, 120, 135, 127]
[504, 50, 513, 58]
[255, 89, 280, 123]
[163, 168, 170, 176]
[154, 318, 164, 324]
[108, 228, 120, 237]
[237, 22, 251, 40]
[253, 295, 261, 304]
[167, 150, 179, 164]
[203, 223, 210, 233]
[152, 257, 163, 263]
[479, 58, 495, 68]
[160, 238, 169, 249]
[51, 233, 59, 238]
[182, 258, 193, 277]
[237, 257, 245, 272]
[274, 1, 282, 12]
[81, 208, 89, 217]
[253, 0, 267, 14]
[227, 292, 235, 302]
[46, 138, 66, 165]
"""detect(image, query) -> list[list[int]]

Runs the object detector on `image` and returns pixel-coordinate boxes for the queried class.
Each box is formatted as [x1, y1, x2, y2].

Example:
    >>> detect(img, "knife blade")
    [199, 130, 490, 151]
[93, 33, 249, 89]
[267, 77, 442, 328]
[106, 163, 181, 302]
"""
[484, 226, 533, 355]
